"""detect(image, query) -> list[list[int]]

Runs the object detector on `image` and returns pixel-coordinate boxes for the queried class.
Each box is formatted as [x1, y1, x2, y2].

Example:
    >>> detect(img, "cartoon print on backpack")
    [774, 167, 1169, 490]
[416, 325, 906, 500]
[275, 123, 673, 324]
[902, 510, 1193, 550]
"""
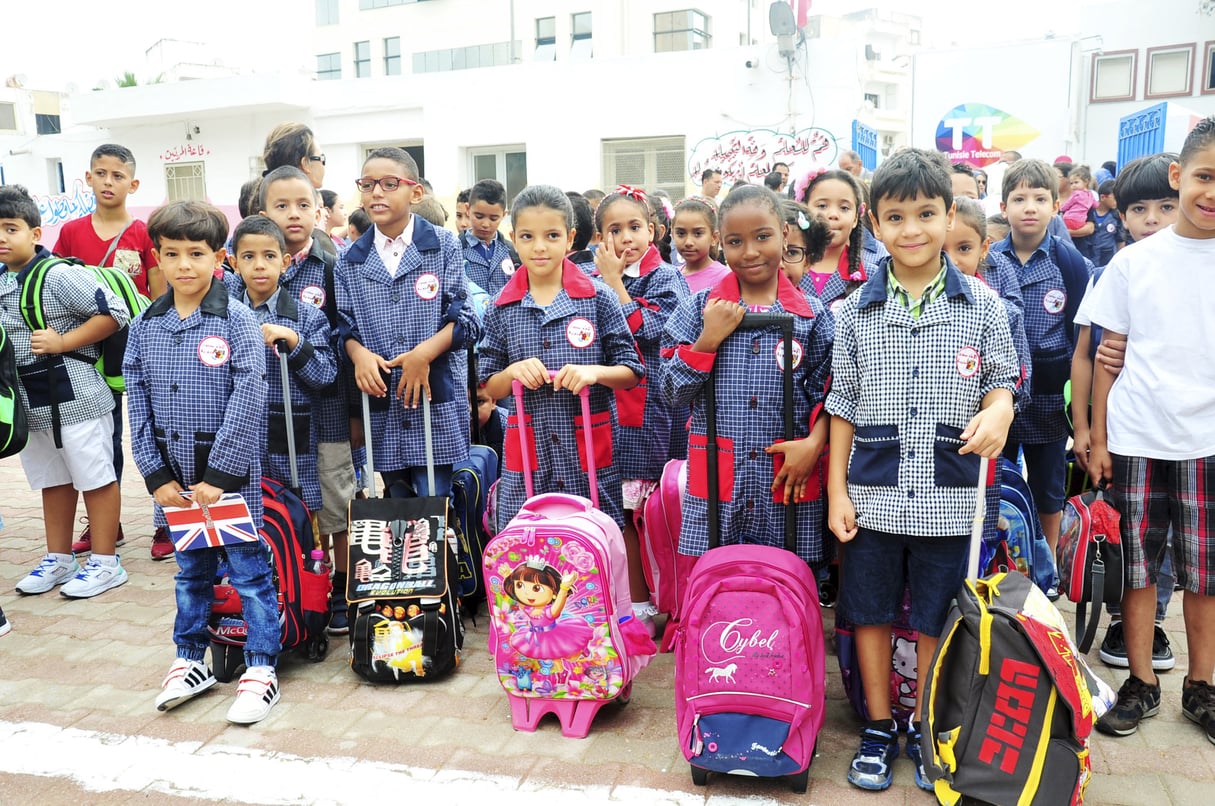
[892, 635, 917, 712]
[501, 557, 594, 659]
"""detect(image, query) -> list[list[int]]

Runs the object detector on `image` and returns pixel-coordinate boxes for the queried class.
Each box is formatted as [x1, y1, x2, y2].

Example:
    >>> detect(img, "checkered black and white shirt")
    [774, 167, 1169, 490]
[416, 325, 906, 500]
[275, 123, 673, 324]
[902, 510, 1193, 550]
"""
[826, 257, 1018, 537]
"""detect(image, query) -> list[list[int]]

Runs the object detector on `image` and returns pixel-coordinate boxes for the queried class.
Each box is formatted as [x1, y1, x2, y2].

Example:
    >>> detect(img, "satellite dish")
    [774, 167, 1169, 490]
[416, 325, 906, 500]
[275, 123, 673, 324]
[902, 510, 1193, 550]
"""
[769, 2, 797, 36]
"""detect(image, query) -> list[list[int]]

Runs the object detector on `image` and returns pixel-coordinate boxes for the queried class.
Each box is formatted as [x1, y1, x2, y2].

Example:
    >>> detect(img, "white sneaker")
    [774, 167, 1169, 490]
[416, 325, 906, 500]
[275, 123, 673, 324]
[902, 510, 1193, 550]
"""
[155, 658, 218, 711]
[633, 602, 661, 639]
[226, 667, 280, 725]
[60, 558, 128, 598]
[16, 555, 79, 595]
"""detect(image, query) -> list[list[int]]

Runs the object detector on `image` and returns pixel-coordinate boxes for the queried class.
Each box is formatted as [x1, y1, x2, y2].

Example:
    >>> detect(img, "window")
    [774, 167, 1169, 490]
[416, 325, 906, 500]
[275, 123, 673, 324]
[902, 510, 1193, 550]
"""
[1204, 41, 1215, 94]
[654, 9, 710, 53]
[864, 92, 881, 108]
[315, 0, 338, 25]
[385, 37, 401, 75]
[535, 16, 556, 61]
[35, 114, 60, 135]
[0, 102, 16, 131]
[317, 52, 341, 80]
[571, 11, 592, 60]
[48, 159, 65, 193]
[1090, 50, 1136, 103]
[470, 147, 528, 205]
[1146, 44, 1196, 99]
[602, 136, 687, 201]
[165, 161, 207, 202]
[413, 42, 517, 73]
[355, 41, 371, 78]
[366, 144, 425, 180]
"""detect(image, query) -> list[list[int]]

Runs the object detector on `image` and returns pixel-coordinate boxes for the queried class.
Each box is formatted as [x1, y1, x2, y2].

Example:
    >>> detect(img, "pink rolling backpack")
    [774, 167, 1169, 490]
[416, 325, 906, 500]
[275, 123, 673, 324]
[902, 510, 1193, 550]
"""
[481, 378, 657, 738]
[636, 457, 698, 652]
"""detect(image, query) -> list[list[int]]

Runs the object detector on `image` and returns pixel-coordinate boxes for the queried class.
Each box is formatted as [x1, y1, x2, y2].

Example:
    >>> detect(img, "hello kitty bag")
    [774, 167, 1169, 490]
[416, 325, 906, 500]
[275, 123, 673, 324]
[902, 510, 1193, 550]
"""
[481, 378, 656, 738]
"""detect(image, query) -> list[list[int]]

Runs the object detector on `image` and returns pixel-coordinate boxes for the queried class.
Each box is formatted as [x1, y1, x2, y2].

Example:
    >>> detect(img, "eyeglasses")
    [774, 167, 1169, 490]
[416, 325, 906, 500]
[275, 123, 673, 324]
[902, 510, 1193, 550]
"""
[355, 175, 418, 193]
[307, 154, 326, 166]
[784, 246, 807, 264]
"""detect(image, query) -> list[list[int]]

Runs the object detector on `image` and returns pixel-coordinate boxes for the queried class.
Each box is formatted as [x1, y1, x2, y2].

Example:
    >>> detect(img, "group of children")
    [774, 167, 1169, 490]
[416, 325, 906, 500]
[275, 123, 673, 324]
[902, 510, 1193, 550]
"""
[0, 119, 1212, 781]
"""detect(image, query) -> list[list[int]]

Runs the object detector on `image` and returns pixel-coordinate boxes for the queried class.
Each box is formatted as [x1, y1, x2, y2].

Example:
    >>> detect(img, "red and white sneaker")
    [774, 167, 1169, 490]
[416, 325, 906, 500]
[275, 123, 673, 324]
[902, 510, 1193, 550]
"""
[71, 519, 127, 556]
[150, 526, 175, 561]
[226, 667, 280, 725]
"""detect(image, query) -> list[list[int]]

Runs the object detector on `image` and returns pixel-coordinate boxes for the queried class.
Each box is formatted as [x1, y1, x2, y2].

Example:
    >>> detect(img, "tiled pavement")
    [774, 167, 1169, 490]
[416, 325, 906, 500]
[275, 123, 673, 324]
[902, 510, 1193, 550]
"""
[0, 447, 1212, 804]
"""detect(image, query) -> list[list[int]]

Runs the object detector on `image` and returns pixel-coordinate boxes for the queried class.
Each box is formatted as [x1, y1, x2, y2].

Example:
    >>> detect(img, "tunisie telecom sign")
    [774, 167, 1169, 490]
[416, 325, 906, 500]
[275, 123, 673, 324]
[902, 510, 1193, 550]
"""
[935, 103, 1040, 168]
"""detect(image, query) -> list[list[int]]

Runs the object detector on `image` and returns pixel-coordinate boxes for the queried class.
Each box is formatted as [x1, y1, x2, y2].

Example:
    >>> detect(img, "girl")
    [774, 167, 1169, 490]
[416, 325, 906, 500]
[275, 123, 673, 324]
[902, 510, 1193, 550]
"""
[501, 559, 593, 659]
[672, 199, 729, 293]
[321, 189, 348, 246]
[661, 185, 834, 567]
[479, 184, 643, 536]
[798, 168, 869, 311]
[592, 186, 689, 633]
[779, 200, 831, 290]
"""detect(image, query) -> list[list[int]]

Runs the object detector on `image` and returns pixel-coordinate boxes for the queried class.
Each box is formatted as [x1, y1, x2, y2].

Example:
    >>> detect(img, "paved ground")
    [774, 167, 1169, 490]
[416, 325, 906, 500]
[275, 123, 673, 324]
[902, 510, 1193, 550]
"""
[0, 444, 1210, 805]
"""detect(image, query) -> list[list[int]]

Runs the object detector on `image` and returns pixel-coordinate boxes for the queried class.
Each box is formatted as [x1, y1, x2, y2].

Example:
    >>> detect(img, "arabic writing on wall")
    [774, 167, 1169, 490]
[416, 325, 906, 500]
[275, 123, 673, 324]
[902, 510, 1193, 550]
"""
[688, 128, 838, 185]
[34, 179, 96, 227]
[160, 143, 212, 163]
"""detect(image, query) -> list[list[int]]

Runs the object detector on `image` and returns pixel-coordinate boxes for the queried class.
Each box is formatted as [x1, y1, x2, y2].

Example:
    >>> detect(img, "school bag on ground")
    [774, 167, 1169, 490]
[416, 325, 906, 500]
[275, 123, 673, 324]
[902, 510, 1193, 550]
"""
[982, 457, 1055, 594]
[674, 313, 825, 793]
[482, 376, 656, 738]
[345, 392, 464, 683]
[1057, 487, 1124, 653]
[0, 323, 28, 459]
[921, 458, 1115, 806]
[636, 457, 697, 652]
[208, 346, 331, 680]
[451, 345, 498, 614]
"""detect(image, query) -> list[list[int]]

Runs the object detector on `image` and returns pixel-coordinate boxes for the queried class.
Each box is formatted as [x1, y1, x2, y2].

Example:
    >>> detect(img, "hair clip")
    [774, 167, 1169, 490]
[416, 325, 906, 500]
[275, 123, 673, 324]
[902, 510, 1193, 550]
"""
[797, 211, 811, 230]
[614, 184, 649, 205]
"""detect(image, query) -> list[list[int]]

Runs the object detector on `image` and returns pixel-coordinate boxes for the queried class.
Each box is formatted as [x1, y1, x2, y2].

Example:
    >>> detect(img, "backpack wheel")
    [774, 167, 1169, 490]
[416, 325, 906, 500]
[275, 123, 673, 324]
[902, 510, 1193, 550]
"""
[616, 682, 632, 706]
[690, 765, 708, 786]
[210, 640, 244, 683]
[788, 768, 809, 793]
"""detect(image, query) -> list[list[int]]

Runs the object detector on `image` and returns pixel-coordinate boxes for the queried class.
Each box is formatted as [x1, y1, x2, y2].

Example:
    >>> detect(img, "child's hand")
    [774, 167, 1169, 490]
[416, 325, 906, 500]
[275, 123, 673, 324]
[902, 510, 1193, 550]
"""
[694, 299, 745, 352]
[1096, 334, 1126, 375]
[389, 347, 431, 409]
[261, 324, 299, 351]
[828, 492, 859, 543]
[553, 364, 599, 394]
[1088, 443, 1114, 488]
[352, 345, 390, 397]
[189, 481, 224, 507]
[1072, 427, 1091, 472]
[766, 438, 824, 504]
[594, 233, 627, 286]
[153, 481, 189, 509]
[29, 329, 65, 355]
[508, 358, 551, 390]
[959, 398, 1014, 459]
[560, 571, 578, 590]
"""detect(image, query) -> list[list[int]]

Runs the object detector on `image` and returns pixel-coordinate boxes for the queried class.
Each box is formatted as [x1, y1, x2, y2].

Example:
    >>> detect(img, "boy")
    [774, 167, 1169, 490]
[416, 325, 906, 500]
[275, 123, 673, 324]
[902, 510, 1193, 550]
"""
[461, 179, 519, 299]
[230, 215, 337, 517]
[454, 188, 472, 235]
[1089, 179, 1126, 267]
[0, 185, 129, 599]
[54, 144, 166, 559]
[1088, 119, 1215, 744]
[826, 149, 1018, 792]
[988, 158, 1092, 573]
[127, 200, 279, 724]
[338, 147, 481, 501]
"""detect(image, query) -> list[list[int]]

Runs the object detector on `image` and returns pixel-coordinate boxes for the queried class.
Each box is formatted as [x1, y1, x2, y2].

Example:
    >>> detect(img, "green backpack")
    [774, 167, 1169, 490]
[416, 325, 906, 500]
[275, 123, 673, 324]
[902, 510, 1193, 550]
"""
[0, 322, 29, 458]
[19, 256, 151, 394]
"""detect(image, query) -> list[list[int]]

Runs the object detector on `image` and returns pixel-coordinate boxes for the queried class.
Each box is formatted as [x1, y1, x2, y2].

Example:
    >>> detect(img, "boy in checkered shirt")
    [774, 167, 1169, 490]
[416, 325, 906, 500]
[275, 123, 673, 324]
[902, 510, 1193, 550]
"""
[826, 149, 1019, 792]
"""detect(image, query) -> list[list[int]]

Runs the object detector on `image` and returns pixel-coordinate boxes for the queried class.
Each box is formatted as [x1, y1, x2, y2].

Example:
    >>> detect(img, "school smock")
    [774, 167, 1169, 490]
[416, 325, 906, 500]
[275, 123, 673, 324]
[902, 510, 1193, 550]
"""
[660, 271, 834, 565]
[336, 217, 481, 471]
[478, 259, 644, 530]
[824, 256, 1019, 538]
[588, 244, 689, 481]
[124, 278, 268, 529]
[237, 288, 338, 513]
[976, 258, 1032, 412]
[461, 229, 518, 300]
[799, 245, 868, 319]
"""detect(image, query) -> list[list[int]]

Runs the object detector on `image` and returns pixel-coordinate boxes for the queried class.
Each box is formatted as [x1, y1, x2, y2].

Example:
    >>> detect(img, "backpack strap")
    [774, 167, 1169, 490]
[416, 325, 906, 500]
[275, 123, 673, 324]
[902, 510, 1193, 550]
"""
[98, 220, 135, 268]
[1051, 235, 1090, 349]
[319, 246, 338, 330]
[18, 256, 82, 448]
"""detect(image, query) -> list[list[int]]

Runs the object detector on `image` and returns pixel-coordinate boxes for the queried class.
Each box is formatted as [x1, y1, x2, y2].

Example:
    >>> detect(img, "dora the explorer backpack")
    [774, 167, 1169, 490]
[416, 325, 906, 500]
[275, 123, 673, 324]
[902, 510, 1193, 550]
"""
[19, 256, 150, 394]
[0, 323, 29, 458]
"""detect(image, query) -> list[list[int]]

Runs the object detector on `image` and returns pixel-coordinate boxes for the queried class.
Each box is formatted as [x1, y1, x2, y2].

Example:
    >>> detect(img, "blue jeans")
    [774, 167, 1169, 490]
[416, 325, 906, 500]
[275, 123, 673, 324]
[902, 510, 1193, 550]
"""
[173, 541, 281, 669]
[381, 464, 453, 499]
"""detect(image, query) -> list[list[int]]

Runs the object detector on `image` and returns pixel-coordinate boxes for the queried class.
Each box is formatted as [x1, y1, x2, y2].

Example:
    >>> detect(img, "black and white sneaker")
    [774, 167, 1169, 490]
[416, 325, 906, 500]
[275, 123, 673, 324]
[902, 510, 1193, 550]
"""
[155, 658, 218, 711]
[226, 667, 280, 724]
[0, 606, 10, 637]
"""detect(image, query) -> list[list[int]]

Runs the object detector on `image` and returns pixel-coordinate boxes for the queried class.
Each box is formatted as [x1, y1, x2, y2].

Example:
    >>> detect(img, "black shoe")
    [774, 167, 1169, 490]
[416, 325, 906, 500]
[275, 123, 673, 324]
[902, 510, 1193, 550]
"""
[1152, 626, 1176, 671]
[1099, 621, 1128, 668]
[1096, 675, 1161, 736]
[327, 594, 350, 636]
[1182, 678, 1215, 746]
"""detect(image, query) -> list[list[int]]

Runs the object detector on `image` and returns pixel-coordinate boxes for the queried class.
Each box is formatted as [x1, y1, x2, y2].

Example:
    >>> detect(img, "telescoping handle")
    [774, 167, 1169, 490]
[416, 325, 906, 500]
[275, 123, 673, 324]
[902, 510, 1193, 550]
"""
[275, 340, 301, 496]
[967, 455, 992, 583]
[357, 388, 436, 500]
[511, 371, 598, 508]
[361, 390, 377, 499]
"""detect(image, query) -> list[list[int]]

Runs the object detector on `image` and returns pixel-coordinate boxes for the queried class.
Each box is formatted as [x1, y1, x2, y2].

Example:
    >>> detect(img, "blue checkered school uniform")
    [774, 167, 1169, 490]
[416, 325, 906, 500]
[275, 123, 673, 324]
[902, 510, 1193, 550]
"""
[478, 260, 644, 530]
[462, 229, 518, 300]
[336, 218, 480, 471]
[977, 258, 1032, 412]
[861, 228, 889, 275]
[124, 279, 267, 528]
[799, 245, 869, 320]
[660, 271, 834, 565]
[236, 288, 337, 513]
[587, 245, 689, 480]
[824, 256, 1019, 537]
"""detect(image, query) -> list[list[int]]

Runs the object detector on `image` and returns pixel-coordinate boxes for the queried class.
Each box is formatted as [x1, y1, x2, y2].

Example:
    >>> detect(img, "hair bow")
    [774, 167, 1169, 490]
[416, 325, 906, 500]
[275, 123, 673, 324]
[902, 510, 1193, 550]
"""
[614, 184, 649, 206]
[793, 163, 830, 204]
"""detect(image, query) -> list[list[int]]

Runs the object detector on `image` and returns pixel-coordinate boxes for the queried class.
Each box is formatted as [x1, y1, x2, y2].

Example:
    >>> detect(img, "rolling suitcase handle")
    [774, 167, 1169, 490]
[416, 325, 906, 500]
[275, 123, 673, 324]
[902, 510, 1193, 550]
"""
[275, 340, 302, 499]
[967, 456, 991, 583]
[360, 390, 378, 499]
[510, 371, 598, 508]
[358, 389, 438, 499]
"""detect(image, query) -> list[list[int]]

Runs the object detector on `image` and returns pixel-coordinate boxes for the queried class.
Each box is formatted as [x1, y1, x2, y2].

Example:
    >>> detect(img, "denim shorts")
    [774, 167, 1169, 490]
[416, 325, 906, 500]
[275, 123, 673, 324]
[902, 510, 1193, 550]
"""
[1004, 437, 1068, 514]
[838, 527, 969, 638]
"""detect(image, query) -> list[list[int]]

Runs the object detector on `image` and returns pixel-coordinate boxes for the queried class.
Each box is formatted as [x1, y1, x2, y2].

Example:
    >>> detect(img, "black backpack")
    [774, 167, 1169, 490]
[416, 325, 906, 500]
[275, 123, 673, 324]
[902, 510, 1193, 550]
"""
[0, 323, 29, 459]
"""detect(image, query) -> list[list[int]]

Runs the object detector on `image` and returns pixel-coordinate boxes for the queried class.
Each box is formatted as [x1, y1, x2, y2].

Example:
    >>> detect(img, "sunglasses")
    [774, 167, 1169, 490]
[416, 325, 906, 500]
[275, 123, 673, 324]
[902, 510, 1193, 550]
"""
[307, 154, 326, 165]
[355, 176, 419, 192]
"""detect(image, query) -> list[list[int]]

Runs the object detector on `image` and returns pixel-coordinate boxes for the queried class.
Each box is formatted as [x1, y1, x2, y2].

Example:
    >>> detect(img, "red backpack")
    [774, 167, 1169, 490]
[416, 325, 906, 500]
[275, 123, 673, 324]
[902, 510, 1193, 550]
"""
[1057, 488, 1124, 653]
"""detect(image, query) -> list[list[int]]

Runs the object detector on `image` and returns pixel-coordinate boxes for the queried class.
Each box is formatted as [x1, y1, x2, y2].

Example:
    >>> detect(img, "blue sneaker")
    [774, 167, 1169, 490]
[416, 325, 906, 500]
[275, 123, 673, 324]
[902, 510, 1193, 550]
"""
[906, 722, 934, 792]
[847, 720, 899, 791]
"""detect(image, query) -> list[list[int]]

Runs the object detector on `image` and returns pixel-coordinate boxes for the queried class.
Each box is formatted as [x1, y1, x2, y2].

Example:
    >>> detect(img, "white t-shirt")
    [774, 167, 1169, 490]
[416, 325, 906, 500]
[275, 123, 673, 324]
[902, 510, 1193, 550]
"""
[1086, 226, 1215, 460]
[1074, 276, 1097, 327]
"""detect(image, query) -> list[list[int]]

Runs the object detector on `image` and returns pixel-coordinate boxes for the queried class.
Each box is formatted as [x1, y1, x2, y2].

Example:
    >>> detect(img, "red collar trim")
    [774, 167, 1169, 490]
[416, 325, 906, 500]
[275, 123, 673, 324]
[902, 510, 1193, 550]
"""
[495, 258, 597, 305]
[835, 246, 868, 282]
[707, 270, 814, 317]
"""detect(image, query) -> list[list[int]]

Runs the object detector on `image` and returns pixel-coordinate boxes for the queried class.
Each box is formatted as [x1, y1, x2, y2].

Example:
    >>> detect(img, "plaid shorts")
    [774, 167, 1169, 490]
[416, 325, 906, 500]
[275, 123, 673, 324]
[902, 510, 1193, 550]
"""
[1111, 453, 1215, 595]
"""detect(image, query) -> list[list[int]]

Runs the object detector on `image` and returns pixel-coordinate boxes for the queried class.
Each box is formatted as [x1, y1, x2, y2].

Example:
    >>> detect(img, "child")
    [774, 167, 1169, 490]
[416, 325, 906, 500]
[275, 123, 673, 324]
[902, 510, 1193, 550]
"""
[454, 189, 472, 235]
[986, 213, 1010, 243]
[671, 199, 730, 293]
[126, 201, 278, 724]
[1058, 162, 1096, 252]
[988, 158, 1092, 569]
[798, 169, 869, 312]
[347, 208, 371, 244]
[320, 189, 348, 246]
[0, 186, 129, 599]
[462, 179, 519, 298]
[565, 191, 596, 272]
[661, 184, 834, 566]
[1070, 153, 1180, 672]
[474, 386, 506, 474]
[779, 200, 832, 291]
[1087, 118, 1215, 745]
[55, 143, 164, 559]
[338, 147, 481, 502]
[591, 186, 689, 632]
[950, 163, 980, 200]
[826, 149, 1018, 792]
[230, 216, 337, 516]
[478, 184, 642, 532]
[1089, 179, 1126, 267]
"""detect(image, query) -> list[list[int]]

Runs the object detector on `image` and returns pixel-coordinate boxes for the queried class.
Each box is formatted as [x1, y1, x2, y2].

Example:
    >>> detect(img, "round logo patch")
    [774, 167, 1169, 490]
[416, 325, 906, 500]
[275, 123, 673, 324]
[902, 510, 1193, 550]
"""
[1043, 289, 1066, 315]
[1106, 222, 1117, 234]
[300, 285, 325, 308]
[566, 317, 596, 348]
[500, 257, 516, 277]
[774, 338, 804, 371]
[955, 346, 981, 378]
[830, 299, 846, 316]
[414, 273, 440, 300]
[198, 336, 231, 367]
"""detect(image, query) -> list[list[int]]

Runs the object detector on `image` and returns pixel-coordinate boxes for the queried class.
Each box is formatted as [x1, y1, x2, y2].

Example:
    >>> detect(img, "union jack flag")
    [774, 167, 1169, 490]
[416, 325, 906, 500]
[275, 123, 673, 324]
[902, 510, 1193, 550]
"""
[164, 493, 260, 552]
